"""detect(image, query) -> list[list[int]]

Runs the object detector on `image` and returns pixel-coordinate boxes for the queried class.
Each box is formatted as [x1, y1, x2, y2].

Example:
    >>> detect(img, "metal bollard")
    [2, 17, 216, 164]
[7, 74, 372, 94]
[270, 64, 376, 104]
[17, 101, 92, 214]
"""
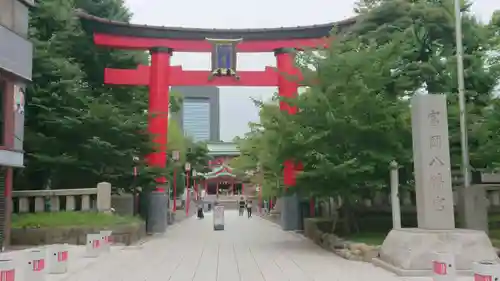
[85, 233, 102, 258]
[25, 249, 46, 281]
[46, 244, 68, 274]
[474, 260, 500, 281]
[100, 231, 112, 253]
[0, 259, 15, 281]
[432, 252, 455, 281]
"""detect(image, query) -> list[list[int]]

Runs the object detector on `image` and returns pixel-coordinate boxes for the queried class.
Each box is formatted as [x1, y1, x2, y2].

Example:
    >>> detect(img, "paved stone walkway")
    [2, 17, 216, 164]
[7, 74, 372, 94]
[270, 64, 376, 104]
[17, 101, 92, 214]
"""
[6, 210, 473, 281]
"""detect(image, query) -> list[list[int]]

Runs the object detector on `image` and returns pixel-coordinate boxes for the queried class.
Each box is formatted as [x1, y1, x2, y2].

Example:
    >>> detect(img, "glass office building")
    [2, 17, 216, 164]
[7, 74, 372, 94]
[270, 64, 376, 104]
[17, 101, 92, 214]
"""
[183, 99, 211, 142]
[172, 86, 220, 142]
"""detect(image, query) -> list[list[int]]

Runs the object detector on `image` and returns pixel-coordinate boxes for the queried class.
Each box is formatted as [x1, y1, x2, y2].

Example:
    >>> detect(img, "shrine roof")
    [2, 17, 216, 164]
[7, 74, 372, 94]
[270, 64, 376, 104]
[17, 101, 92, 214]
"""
[76, 10, 357, 41]
[202, 164, 236, 179]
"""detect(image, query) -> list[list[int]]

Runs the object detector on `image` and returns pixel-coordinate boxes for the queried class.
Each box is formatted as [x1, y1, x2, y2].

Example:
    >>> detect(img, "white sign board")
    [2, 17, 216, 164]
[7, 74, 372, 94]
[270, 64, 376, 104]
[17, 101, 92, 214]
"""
[213, 205, 224, 230]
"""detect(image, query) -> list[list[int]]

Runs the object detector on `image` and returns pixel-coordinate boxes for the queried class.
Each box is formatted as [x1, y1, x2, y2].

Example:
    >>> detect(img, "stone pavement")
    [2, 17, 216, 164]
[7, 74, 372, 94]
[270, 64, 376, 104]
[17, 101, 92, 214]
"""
[6, 210, 475, 281]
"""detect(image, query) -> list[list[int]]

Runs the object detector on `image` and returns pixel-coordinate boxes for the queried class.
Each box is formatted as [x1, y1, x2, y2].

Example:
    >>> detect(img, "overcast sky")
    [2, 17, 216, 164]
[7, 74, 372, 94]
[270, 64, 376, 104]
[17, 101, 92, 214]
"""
[124, 0, 500, 141]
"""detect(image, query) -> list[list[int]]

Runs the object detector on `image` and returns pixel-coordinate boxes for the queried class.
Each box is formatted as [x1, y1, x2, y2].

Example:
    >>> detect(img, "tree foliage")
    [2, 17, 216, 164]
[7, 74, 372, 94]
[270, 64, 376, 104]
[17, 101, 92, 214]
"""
[232, 0, 500, 233]
[17, 0, 206, 193]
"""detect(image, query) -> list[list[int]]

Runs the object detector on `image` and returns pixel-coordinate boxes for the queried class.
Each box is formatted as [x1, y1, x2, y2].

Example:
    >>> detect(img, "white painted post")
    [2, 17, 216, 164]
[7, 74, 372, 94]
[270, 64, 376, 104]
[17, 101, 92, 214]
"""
[85, 234, 102, 258]
[81, 195, 91, 211]
[46, 244, 68, 274]
[0, 259, 16, 281]
[490, 191, 500, 207]
[18, 197, 29, 213]
[34, 197, 44, 212]
[432, 252, 455, 281]
[390, 160, 402, 229]
[96, 182, 112, 212]
[100, 230, 112, 253]
[474, 261, 500, 281]
[24, 249, 46, 281]
[66, 196, 75, 211]
[50, 196, 60, 212]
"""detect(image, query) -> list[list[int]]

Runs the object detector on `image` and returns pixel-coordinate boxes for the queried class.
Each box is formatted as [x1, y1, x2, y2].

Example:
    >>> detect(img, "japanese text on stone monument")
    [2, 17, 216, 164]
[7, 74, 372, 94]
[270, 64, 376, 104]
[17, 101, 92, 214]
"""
[427, 109, 447, 211]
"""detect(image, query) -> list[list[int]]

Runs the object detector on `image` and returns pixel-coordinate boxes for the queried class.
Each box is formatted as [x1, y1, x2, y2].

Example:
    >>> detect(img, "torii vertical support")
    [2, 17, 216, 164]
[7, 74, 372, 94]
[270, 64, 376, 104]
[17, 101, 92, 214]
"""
[275, 48, 301, 188]
[148, 47, 172, 191]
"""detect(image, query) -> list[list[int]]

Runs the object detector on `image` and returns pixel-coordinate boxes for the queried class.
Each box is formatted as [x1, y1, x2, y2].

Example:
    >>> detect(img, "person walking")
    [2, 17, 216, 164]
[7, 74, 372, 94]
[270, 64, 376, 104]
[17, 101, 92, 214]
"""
[246, 200, 253, 218]
[238, 197, 245, 216]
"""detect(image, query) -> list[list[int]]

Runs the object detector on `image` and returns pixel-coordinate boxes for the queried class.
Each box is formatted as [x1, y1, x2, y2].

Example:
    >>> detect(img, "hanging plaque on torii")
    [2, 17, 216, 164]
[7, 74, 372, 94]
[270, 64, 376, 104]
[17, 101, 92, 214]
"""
[206, 38, 242, 80]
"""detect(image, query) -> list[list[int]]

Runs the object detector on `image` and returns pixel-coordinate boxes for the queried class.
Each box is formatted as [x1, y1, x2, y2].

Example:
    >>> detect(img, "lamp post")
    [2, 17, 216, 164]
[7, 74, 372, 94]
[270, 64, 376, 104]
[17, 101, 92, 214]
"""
[192, 169, 198, 200]
[44, 178, 52, 212]
[172, 151, 180, 212]
[133, 156, 139, 180]
[185, 162, 191, 216]
[132, 156, 139, 215]
[257, 185, 262, 214]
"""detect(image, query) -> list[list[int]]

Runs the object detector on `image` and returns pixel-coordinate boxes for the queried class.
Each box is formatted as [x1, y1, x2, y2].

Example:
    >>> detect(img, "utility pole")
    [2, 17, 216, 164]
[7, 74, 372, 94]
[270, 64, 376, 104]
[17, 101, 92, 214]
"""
[454, 0, 487, 231]
[454, 0, 468, 194]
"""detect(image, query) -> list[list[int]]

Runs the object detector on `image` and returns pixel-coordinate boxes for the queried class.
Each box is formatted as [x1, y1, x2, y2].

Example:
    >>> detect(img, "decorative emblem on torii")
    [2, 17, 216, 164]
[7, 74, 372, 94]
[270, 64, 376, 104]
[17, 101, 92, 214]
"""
[206, 38, 242, 80]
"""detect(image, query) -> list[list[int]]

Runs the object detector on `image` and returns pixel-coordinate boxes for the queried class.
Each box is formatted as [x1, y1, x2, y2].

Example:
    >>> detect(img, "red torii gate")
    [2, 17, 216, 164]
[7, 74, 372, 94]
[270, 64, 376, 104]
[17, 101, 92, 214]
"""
[78, 11, 354, 192]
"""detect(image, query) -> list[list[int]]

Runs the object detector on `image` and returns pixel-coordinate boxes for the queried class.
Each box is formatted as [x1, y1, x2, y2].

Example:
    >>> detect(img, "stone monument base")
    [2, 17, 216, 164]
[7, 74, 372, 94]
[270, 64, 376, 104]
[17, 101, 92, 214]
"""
[372, 228, 498, 276]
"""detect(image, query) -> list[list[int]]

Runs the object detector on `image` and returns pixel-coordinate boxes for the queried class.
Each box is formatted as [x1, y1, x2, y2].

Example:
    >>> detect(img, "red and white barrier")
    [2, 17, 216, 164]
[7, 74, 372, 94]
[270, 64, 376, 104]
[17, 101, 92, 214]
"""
[46, 244, 68, 274]
[85, 234, 102, 258]
[474, 261, 500, 281]
[432, 252, 455, 281]
[100, 231, 112, 253]
[0, 260, 15, 281]
[24, 249, 46, 281]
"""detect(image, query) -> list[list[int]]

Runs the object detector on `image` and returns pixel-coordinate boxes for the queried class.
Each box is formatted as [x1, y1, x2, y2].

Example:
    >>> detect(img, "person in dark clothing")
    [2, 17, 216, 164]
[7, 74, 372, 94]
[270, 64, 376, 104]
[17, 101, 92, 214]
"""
[197, 200, 204, 219]
[246, 200, 253, 218]
[238, 197, 245, 216]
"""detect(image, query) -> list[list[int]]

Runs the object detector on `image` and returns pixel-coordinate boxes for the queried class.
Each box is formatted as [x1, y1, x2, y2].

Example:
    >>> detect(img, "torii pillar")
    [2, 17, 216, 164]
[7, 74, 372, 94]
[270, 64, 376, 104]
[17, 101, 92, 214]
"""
[148, 47, 172, 190]
[145, 47, 171, 234]
[275, 48, 302, 231]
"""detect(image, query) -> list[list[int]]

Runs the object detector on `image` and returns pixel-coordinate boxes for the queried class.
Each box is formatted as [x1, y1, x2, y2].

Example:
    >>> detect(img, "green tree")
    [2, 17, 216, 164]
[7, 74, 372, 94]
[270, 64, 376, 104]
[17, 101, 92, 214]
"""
[351, 0, 500, 169]
[474, 9, 500, 168]
[231, 98, 287, 198]
[17, 0, 182, 192]
[235, 0, 500, 233]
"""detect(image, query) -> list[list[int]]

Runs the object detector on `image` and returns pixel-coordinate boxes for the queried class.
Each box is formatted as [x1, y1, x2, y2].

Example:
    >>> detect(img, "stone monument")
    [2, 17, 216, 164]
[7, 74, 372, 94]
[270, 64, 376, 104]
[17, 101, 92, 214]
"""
[372, 94, 498, 276]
